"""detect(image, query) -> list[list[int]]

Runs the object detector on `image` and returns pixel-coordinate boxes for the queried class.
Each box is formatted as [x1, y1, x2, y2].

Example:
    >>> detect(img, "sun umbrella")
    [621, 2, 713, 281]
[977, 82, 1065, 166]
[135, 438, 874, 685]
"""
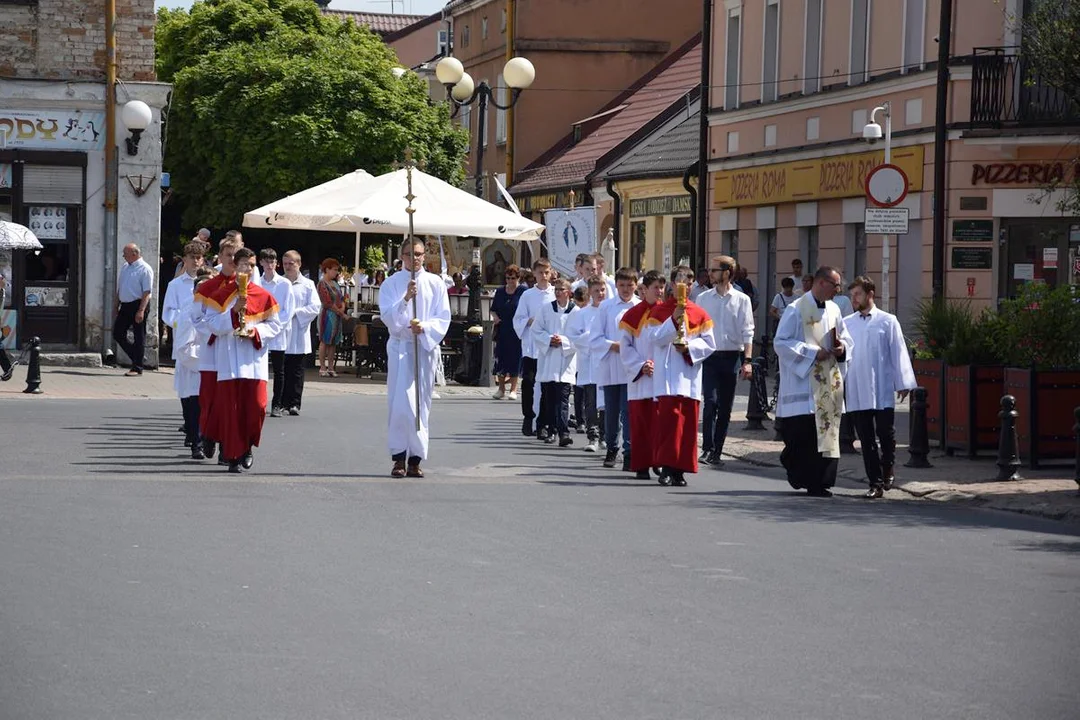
[0, 221, 43, 251]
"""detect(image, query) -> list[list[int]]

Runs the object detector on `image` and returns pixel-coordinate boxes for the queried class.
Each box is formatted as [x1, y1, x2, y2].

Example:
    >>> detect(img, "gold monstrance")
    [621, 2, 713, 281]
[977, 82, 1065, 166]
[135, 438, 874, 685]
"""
[234, 272, 253, 337]
[673, 281, 689, 347]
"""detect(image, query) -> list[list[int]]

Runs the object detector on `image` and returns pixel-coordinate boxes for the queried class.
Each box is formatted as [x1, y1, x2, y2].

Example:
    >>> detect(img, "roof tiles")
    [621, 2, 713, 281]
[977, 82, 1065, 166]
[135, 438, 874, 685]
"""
[604, 109, 700, 179]
[322, 10, 427, 36]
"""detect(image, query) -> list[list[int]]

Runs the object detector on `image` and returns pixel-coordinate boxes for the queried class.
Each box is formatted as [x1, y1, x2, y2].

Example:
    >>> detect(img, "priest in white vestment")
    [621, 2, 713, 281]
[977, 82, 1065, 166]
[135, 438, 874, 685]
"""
[844, 275, 917, 498]
[774, 266, 854, 497]
[379, 237, 451, 478]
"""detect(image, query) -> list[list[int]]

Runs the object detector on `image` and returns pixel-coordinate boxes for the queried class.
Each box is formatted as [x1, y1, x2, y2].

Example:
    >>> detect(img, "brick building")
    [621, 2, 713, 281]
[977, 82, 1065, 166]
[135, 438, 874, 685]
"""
[0, 0, 169, 363]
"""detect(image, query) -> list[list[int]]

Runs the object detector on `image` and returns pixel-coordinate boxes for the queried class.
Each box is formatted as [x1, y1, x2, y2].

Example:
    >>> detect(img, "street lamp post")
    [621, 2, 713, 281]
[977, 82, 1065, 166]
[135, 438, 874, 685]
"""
[863, 101, 893, 312]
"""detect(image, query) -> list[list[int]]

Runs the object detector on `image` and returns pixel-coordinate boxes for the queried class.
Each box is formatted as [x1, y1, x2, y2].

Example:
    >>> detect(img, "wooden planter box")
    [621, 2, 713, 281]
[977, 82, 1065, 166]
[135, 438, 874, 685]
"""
[945, 365, 1004, 458]
[912, 358, 945, 447]
[1004, 367, 1080, 468]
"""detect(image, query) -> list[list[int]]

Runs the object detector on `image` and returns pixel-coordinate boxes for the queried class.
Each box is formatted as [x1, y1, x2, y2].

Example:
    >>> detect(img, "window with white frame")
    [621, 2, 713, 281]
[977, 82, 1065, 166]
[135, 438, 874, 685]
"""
[481, 80, 489, 147]
[496, 77, 507, 144]
[849, 0, 869, 84]
[460, 103, 471, 144]
[803, 0, 822, 94]
[724, 4, 742, 110]
[437, 27, 450, 55]
[762, 0, 780, 103]
[902, 0, 926, 72]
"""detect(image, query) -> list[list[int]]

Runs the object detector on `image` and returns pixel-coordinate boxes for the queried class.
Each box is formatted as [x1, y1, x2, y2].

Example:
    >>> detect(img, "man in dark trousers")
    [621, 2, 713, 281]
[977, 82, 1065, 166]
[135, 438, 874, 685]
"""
[114, 243, 154, 376]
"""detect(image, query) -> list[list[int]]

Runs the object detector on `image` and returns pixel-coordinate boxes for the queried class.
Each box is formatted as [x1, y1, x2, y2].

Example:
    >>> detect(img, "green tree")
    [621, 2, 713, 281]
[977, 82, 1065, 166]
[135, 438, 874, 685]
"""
[1021, 0, 1080, 214]
[157, 0, 467, 229]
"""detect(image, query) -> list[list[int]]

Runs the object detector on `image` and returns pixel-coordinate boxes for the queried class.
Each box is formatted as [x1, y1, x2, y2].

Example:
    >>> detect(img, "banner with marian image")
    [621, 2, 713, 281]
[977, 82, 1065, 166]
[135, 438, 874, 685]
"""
[543, 207, 597, 278]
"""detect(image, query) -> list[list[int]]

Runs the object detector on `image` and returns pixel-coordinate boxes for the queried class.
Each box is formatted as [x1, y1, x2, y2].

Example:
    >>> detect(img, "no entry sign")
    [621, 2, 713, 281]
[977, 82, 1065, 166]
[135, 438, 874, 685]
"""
[865, 164, 910, 208]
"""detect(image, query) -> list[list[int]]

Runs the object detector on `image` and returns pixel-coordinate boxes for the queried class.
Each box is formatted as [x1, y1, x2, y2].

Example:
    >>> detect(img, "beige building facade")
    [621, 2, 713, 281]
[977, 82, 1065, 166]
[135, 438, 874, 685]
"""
[705, 0, 1079, 331]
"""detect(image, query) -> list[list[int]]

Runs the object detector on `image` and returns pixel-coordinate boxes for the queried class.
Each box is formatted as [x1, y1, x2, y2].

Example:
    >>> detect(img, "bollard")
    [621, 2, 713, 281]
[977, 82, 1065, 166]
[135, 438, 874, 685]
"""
[22, 336, 42, 395]
[1073, 407, 1080, 495]
[995, 395, 1021, 481]
[744, 357, 768, 431]
[905, 387, 933, 468]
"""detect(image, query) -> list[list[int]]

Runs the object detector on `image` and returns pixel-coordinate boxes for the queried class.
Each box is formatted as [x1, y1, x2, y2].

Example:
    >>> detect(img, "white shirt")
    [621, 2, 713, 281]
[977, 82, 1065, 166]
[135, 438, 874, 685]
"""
[117, 258, 153, 303]
[844, 307, 917, 412]
[161, 272, 197, 360]
[695, 285, 755, 352]
[589, 294, 640, 387]
[771, 292, 796, 315]
[565, 303, 601, 386]
[571, 275, 617, 299]
[512, 284, 556, 359]
[284, 275, 321, 355]
[647, 311, 716, 400]
[774, 294, 854, 418]
[252, 271, 296, 353]
[689, 282, 710, 302]
[172, 309, 201, 398]
[533, 299, 578, 384]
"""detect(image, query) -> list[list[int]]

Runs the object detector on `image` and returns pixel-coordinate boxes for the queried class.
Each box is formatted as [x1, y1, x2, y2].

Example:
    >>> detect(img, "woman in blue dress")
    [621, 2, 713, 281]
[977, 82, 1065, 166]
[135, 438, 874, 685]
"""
[489, 264, 525, 400]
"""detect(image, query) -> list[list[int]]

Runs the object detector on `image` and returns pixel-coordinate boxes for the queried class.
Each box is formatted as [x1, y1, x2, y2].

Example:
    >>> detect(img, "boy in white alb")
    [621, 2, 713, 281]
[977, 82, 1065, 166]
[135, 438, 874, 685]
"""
[532, 278, 578, 446]
[591, 267, 640, 470]
[566, 276, 606, 452]
[174, 268, 212, 459]
[252, 248, 296, 417]
[512, 258, 556, 438]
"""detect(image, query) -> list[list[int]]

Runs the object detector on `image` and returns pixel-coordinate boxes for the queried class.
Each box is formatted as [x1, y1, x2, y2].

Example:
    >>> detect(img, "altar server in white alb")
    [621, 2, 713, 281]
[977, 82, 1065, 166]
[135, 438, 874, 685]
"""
[774, 266, 854, 497]
[252, 248, 296, 418]
[532, 278, 579, 447]
[280, 250, 321, 415]
[565, 276, 607, 452]
[843, 275, 917, 498]
[378, 237, 451, 479]
[513, 258, 555, 438]
[161, 239, 208, 447]
[173, 267, 212, 459]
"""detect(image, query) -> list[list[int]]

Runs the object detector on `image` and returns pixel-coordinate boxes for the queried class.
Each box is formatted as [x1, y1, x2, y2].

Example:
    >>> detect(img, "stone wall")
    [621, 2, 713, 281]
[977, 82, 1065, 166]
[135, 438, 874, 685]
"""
[0, 0, 156, 81]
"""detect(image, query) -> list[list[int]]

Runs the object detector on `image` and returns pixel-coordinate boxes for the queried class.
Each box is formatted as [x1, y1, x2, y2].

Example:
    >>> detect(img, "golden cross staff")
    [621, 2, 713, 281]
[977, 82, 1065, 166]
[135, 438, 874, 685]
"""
[404, 149, 422, 431]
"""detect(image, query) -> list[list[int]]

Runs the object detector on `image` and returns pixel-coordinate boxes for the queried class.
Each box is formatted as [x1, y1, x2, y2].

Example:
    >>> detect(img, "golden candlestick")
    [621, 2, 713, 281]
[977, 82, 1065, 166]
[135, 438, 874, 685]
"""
[673, 281, 688, 347]
[234, 272, 253, 337]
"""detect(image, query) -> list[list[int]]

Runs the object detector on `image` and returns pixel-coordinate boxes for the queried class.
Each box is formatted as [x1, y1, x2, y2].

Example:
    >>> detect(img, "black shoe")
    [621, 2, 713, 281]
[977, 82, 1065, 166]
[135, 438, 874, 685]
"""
[699, 451, 713, 465]
[178, 424, 186, 433]
[287, 407, 300, 416]
[865, 485, 884, 499]
[241, 452, 254, 470]
[807, 488, 833, 498]
[671, 473, 687, 487]
[603, 449, 617, 468]
[537, 429, 550, 442]
[522, 418, 534, 437]
[270, 406, 283, 418]
[201, 438, 216, 459]
[622, 456, 632, 472]
[0, 362, 15, 382]
[228, 461, 243, 474]
[191, 445, 206, 460]
[544, 434, 556, 445]
[184, 438, 193, 448]
[636, 469, 652, 481]
[217, 449, 229, 466]
[882, 465, 895, 490]
[656, 471, 672, 486]
[559, 435, 573, 447]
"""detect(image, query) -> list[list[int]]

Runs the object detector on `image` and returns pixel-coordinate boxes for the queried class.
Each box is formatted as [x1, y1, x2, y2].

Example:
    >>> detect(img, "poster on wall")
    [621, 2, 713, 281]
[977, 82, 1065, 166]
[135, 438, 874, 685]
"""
[25, 286, 68, 307]
[27, 206, 67, 241]
[542, 207, 597, 278]
[0, 110, 107, 151]
[0, 309, 15, 351]
[0, 163, 11, 190]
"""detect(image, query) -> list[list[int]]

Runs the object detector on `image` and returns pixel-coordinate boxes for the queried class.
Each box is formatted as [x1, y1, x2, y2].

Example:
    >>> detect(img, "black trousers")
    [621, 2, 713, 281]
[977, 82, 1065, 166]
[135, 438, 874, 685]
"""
[180, 395, 201, 444]
[702, 351, 741, 454]
[576, 384, 600, 440]
[779, 413, 838, 492]
[0, 346, 12, 377]
[269, 350, 286, 409]
[851, 408, 897, 487]
[520, 357, 538, 420]
[573, 384, 585, 426]
[113, 300, 146, 371]
[541, 381, 571, 437]
[282, 353, 307, 410]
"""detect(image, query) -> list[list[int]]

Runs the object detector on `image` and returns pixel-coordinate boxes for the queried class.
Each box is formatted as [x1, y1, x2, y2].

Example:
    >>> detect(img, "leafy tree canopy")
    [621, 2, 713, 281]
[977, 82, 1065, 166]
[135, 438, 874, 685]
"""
[157, 0, 467, 229]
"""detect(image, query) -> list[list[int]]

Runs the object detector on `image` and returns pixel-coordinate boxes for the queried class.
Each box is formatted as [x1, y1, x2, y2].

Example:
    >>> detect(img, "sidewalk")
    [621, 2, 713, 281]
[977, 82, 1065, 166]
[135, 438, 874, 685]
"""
[4, 366, 1078, 523]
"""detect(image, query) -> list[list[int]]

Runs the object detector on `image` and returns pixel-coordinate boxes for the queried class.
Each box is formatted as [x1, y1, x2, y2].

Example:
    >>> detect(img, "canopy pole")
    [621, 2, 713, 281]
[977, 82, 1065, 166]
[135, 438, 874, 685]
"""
[353, 230, 361, 308]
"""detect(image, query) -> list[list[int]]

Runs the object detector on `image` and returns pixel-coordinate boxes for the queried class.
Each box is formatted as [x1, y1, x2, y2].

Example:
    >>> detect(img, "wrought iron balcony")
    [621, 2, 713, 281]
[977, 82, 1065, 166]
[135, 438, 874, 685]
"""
[968, 47, 1079, 129]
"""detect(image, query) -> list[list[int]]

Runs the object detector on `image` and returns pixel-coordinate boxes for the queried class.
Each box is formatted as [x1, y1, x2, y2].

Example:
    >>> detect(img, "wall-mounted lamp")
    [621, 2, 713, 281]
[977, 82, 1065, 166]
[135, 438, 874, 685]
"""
[121, 100, 152, 156]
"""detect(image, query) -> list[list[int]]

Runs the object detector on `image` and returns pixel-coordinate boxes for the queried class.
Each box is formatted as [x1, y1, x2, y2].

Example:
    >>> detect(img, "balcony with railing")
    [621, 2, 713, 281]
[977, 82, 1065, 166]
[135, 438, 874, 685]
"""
[968, 47, 1079, 130]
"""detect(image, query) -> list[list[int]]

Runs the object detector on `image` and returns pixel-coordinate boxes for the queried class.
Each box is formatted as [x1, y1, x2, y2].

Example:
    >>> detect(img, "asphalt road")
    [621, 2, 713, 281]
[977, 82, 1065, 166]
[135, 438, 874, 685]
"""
[0, 394, 1077, 720]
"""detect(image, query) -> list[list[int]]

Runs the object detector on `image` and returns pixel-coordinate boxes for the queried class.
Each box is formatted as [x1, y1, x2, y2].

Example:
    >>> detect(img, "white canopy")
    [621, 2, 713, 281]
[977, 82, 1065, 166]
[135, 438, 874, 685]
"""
[243, 167, 545, 241]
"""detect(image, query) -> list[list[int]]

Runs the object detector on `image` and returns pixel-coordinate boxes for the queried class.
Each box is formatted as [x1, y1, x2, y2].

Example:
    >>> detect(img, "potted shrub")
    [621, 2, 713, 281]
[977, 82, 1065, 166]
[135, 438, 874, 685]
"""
[910, 298, 973, 447]
[997, 284, 1080, 467]
[941, 310, 1006, 458]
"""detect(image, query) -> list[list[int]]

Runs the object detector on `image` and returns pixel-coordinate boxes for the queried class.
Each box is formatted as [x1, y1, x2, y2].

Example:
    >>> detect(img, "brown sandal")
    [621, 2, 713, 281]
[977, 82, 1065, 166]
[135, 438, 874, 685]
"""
[406, 464, 424, 478]
[391, 461, 406, 478]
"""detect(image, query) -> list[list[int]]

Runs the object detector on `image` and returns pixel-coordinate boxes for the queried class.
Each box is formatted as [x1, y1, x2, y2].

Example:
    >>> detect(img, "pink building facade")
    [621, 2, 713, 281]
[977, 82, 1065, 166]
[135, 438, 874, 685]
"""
[705, 0, 1079, 331]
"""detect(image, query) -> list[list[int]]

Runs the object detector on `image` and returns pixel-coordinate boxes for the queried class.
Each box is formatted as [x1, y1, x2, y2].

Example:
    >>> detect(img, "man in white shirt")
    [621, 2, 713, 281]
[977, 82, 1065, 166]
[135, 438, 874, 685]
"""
[162, 239, 209, 439]
[252, 248, 297, 417]
[689, 267, 711, 302]
[512, 258, 556, 438]
[281, 250, 321, 415]
[695, 255, 755, 467]
[592, 252, 618, 299]
[590, 267, 640, 470]
[845, 276, 917, 498]
[789, 258, 804, 289]
[114, 243, 154, 376]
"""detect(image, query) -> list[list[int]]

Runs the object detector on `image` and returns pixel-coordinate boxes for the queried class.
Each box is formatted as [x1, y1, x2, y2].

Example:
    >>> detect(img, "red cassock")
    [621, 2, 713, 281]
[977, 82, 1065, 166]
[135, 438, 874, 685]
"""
[617, 300, 658, 472]
[193, 273, 234, 441]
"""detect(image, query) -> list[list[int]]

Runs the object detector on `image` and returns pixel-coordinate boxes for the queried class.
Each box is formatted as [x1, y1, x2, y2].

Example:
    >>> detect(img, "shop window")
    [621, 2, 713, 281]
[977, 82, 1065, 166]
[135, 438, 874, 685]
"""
[630, 221, 647, 272]
[673, 217, 692, 269]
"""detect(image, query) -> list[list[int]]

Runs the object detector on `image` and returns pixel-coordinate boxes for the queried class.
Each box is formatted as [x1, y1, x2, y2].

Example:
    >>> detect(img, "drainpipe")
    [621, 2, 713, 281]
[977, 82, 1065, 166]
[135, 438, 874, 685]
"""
[102, 0, 118, 355]
[696, 0, 712, 272]
[683, 161, 699, 269]
[505, 0, 516, 186]
[931, 0, 953, 302]
[606, 178, 622, 266]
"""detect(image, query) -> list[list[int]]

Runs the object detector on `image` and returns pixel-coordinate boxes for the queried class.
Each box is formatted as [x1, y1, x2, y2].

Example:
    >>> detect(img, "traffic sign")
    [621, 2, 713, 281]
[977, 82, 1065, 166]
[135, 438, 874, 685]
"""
[865, 207, 910, 235]
[865, 164, 909, 207]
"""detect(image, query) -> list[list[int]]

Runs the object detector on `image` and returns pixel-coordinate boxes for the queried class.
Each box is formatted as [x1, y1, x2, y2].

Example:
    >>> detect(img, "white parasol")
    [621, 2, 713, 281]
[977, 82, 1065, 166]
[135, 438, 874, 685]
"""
[0, 221, 44, 251]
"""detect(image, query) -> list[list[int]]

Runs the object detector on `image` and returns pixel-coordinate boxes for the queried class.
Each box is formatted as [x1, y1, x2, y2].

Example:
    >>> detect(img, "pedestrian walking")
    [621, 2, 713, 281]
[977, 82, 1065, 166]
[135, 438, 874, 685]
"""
[114, 243, 154, 376]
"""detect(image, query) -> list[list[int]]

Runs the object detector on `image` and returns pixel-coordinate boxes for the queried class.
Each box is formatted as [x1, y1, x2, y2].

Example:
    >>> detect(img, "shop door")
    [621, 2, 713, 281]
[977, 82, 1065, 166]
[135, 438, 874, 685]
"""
[22, 204, 79, 345]
[673, 217, 692, 269]
[999, 220, 1073, 299]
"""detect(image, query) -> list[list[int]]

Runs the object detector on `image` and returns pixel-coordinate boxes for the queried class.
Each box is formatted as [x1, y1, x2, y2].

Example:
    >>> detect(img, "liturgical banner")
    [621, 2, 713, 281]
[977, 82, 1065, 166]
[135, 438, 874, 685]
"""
[543, 207, 597, 278]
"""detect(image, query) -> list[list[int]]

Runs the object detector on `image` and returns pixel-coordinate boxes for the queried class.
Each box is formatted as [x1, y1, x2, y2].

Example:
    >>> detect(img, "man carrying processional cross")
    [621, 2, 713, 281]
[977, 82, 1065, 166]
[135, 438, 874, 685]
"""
[774, 266, 855, 497]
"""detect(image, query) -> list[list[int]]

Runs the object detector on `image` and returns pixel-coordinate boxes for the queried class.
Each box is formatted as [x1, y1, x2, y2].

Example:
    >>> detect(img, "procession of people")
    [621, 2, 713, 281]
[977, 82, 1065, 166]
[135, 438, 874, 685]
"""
[152, 227, 915, 496]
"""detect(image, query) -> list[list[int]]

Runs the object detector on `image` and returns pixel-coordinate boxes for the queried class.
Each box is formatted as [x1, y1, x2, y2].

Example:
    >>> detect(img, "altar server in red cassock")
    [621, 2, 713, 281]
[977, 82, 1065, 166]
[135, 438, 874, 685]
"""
[618, 270, 667, 481]
[202, 247, 282, 473]
[646, 265, 716, 486]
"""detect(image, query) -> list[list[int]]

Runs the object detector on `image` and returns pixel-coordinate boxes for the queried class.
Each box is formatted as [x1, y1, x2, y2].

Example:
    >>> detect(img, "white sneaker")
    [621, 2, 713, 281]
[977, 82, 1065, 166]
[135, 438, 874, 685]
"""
[584, 440, 599, 453]
[492, 389, 505, 400]
[507, 391, 518, 401]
